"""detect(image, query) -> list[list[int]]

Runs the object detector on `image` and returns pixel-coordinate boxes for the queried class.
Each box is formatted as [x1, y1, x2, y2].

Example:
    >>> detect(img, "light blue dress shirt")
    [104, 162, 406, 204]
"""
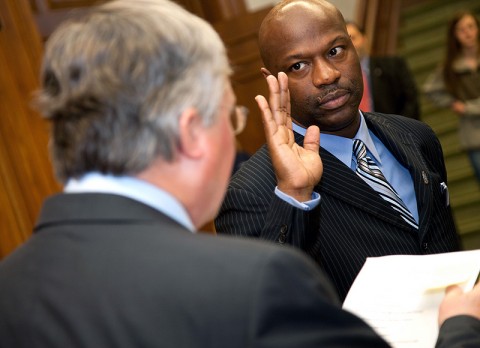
[64, 173, 196, 232]
[292, 112, 419, 223]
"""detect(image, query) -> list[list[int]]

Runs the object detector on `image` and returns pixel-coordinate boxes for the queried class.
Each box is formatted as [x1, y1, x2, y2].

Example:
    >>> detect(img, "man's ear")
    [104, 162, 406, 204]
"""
[261, 67, 273, 78]
[177, 107, 206, 159]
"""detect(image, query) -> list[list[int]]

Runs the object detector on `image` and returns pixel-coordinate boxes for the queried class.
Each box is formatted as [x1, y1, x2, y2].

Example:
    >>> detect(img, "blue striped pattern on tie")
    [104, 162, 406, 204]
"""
[353, 139, 418, 229]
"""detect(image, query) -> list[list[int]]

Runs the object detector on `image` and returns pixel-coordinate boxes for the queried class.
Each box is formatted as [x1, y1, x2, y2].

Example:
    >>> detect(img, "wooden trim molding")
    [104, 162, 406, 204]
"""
[355, 0, 401, 56]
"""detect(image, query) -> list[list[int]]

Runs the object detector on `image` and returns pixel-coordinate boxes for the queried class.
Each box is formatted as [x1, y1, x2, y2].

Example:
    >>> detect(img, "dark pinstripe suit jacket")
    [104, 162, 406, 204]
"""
[216, 112, 461, 301]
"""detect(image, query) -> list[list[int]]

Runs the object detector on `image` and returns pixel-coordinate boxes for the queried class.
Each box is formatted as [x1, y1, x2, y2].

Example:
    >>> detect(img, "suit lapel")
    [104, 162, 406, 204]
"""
[321, 148, 413, 230]
[364, 113, 433, 237]
[295, 132, 413, 231]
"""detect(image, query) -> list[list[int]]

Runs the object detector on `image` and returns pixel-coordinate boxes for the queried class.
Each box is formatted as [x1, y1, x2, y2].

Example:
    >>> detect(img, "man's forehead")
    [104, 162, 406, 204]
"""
[268, 3, 344, 35]
[266, 10, 346, 45]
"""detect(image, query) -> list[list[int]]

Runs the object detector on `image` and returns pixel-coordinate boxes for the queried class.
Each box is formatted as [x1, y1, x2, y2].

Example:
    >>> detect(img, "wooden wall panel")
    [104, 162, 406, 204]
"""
[213, 7, 271, 155]
[30, 0, 248, 39]
[0, 0, 61, 258]
[181, 0, 247, 23]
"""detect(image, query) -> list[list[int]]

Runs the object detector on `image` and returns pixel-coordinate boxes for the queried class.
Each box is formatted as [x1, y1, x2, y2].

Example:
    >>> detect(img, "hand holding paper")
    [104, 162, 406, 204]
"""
[439, 278, 480, 326]
[343, 250, 480, 348]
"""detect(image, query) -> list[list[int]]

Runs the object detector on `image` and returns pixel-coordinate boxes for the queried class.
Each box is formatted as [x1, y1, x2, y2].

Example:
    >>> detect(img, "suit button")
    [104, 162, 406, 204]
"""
[278, 225, 288, 244]
[422, 242, 428, 251]
[422, 171, 429, 184]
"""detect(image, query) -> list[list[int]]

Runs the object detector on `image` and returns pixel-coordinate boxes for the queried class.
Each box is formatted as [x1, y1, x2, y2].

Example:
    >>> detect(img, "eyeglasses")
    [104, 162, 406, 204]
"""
[230, 105, 249, 135]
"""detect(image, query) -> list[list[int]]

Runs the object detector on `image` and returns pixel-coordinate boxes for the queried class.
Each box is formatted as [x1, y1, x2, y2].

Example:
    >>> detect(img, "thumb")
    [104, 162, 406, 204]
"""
[445, 284, 463, 297]
[303, 125, 320, 153]
[443, 284, 464, 304]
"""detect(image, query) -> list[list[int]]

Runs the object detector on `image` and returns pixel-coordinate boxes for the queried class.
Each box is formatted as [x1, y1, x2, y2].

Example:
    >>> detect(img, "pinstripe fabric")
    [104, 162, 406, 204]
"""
[353, 139, 418, 229]
[215, 112, 461, 301]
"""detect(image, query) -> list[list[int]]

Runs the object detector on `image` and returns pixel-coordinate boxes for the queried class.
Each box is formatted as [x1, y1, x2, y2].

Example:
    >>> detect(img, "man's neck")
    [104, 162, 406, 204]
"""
[292, 111, 362, 139]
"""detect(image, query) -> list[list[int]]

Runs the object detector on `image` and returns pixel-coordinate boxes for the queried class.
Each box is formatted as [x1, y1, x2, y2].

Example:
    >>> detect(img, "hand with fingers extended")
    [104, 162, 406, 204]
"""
[438, 281, 480, 326]
[255, 72, 323, 202]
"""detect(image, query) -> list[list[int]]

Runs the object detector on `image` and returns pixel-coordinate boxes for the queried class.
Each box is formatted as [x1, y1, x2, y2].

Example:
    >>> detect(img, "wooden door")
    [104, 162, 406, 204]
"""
[213, 7, 270, 155]
[0, 0, 60, 258]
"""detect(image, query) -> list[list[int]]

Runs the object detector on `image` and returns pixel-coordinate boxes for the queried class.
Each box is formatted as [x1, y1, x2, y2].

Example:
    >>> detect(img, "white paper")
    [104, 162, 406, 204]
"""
[342, 250, 480, 348]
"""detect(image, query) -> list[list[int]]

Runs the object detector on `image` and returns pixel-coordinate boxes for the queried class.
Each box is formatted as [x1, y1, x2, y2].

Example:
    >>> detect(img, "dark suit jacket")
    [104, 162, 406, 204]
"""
[0, 193, 394, 348]
[216, 112, 461, 301]
[368, 56, 420, 120]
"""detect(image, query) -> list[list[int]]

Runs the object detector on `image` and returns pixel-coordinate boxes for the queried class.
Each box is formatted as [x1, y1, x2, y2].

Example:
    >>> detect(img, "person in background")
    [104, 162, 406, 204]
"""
[424, 10, 480, 183]
[346, 21, 420, 120]
[216, 0, 460, 302]
[1, 0, 477, 347]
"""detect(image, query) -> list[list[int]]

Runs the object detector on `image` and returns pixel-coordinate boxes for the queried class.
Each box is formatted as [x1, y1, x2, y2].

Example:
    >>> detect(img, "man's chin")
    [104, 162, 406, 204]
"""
[316, 110, 360, 137]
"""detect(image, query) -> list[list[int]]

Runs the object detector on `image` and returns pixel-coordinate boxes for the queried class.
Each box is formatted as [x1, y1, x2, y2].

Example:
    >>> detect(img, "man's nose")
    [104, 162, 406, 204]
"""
[312, 59, 341, 87]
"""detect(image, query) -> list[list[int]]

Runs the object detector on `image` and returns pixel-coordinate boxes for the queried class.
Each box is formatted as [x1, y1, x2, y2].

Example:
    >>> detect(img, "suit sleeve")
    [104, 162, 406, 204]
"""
[435, 316, 480, 348]
[248, 247, 391, 348]
[216, 185, 320, 248]
[215, 147, 319, 249]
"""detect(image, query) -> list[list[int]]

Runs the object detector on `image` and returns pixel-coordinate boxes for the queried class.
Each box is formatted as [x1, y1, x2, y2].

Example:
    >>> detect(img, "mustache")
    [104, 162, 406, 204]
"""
[307, 86, 350, 105]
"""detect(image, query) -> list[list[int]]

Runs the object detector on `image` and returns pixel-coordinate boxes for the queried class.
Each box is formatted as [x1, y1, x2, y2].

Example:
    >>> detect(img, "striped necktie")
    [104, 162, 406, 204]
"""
[353, 139, 418, 229]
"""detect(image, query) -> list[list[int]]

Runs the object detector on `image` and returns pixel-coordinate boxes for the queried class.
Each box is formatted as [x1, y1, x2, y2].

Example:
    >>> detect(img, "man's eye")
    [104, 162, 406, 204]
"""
[290, 62, 306, 71]
[329, 47, 344, 57]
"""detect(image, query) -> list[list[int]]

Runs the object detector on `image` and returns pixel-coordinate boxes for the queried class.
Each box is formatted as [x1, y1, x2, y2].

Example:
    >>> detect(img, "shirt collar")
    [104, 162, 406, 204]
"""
[64, 172, 195, 232]
[292, 111, 381, 167]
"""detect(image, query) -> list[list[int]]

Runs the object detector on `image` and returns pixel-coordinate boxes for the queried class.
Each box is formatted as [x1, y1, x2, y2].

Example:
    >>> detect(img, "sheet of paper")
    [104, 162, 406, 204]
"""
[342, 250, 480, 348]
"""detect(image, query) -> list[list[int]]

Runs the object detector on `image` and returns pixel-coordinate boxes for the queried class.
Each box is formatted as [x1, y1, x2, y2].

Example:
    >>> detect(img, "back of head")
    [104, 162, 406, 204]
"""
[37, 0, 231, 182]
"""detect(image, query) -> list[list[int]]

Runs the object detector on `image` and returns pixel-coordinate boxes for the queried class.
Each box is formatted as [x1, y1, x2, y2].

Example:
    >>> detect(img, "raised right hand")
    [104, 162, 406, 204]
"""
[255, 72, 323, 202]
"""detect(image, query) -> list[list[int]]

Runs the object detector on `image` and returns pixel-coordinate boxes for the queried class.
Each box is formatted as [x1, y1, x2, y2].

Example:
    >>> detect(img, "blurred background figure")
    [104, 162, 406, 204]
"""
[346, 21, 420, 120]
[423, 11, 480, 184]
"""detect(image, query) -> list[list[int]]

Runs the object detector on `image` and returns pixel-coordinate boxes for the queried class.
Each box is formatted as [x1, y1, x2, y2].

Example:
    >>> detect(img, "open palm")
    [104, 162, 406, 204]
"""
[255, 72, 323, 202]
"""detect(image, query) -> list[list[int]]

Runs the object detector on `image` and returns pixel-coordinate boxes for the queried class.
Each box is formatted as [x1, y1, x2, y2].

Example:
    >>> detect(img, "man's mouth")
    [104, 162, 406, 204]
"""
[316, 89, 349, 110]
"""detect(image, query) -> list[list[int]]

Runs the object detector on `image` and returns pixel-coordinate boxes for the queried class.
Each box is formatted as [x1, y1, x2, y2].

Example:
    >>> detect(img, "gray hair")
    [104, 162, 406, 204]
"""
[37, 0, 231, 182]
